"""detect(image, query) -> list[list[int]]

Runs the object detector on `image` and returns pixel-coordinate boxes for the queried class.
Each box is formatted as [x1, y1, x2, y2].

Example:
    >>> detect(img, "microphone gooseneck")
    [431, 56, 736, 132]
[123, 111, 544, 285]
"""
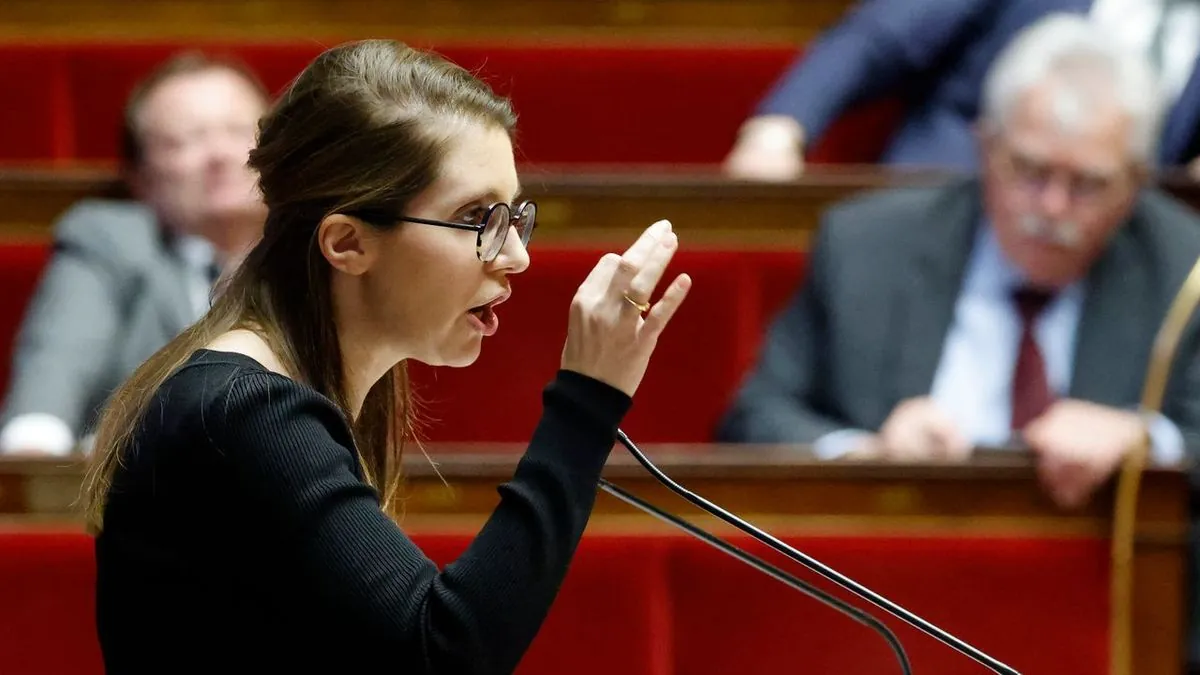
[597, 477, 913, 675]
[610, 428, 1022, 675]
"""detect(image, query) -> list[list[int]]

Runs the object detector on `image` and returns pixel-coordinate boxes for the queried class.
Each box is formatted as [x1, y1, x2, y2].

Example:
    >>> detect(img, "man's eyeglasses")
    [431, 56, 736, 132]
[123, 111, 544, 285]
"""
[991, 144, 1126, 206]
[404, 200, 537, 262]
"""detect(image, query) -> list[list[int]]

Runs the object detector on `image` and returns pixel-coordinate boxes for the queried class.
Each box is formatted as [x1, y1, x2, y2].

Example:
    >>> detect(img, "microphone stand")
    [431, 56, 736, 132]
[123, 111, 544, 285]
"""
[597, 477, 913, 675]
[608, 429, 1022, 675]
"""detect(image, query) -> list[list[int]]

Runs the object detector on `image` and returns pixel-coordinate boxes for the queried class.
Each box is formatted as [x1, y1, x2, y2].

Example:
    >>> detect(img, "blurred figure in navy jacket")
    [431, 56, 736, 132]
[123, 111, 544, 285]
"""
[725, 0, 1200, 180]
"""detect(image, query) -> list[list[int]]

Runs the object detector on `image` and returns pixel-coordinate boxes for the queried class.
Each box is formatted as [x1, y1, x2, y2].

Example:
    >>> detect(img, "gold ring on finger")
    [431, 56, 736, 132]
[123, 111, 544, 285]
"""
[623, 294, 651, 313]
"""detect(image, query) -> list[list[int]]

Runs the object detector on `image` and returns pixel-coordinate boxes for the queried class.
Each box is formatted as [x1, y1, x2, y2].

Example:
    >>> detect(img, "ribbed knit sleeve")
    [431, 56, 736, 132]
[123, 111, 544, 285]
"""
[200, 367, 631, 674]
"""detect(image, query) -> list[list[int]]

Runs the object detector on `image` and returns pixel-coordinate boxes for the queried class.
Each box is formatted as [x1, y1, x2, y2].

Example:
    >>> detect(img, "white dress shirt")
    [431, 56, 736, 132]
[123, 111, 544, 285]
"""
[816, 223, 1185, 464]
[175, 234, 221, 320]
[0, 234, 219, 456]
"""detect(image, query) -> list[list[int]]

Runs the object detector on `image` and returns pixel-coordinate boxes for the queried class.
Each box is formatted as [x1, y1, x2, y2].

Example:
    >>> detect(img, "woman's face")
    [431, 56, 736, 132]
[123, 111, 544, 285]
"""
[358, 121, 530, 368]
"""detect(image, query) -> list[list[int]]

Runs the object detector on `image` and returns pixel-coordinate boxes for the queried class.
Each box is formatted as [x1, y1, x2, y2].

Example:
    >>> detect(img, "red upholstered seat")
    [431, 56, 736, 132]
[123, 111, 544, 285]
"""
[0, 531, 673, 675]
[64, 43, 321, 162]
[0, 242, 805, 443]
[0, 242, 53, 392]
[0, 46, 72, 162]
[408, 246, 806, 443]
[0, 41, 900, 166]
[428, 44, 800, 166]
[61, 42, 801, 166]
[0, 530, 1113, 675]
[666, 535, 1109, 675]
[386, 533, 674, 675]
[0, 532, 101, 674]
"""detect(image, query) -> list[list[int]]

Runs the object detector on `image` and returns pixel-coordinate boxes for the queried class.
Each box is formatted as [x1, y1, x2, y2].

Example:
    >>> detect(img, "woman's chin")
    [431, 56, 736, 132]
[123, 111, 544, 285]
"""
[415, 341, 483, 368]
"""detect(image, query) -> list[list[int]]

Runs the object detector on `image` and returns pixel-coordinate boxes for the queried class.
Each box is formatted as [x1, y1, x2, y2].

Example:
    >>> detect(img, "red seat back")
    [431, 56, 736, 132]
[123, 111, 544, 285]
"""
[0, 242, 806, 443]
[408, 246, 807, 443]
[0, 532, 102, 674]
[0, 41, 900, 165]
[0, 530, 1114, 675]
[0, 243, 53, 391]
[667, 535, 1109, 675]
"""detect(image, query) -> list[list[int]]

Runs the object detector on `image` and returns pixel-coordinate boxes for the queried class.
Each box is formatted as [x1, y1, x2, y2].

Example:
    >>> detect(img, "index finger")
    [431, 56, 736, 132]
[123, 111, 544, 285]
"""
[576, 219, 671, 298]
[621, 228, 680, 302]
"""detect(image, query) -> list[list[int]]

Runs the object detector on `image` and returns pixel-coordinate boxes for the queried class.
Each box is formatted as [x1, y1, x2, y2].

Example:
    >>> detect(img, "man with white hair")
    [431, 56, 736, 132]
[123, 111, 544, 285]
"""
[720, 13, 1200, 505]
[723, 19, 1200, 664]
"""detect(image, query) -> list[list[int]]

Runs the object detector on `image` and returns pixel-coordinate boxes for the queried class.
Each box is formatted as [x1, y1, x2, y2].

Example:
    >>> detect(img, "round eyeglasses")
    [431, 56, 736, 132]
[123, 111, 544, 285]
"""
[399, 200, 537, 262]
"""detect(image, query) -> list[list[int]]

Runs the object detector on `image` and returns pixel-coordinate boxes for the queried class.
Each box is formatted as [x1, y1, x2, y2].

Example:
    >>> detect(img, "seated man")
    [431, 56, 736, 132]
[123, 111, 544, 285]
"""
[724, 0, 1200, 181]
[0, 52, 269, 455]
[718, 14, 1200, 510]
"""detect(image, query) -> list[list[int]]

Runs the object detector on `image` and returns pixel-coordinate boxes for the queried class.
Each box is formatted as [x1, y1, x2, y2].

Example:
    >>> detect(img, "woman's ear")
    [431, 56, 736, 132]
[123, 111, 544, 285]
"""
[317, 214, 377, 276]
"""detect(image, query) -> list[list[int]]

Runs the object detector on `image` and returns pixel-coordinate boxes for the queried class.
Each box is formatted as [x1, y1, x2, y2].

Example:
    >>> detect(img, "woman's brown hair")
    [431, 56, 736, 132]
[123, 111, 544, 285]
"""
[81, 39, 517, 531]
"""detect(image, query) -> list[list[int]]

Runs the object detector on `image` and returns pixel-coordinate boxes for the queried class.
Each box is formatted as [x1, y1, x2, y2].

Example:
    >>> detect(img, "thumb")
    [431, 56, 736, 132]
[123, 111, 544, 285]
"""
[925, 409, 970, 460]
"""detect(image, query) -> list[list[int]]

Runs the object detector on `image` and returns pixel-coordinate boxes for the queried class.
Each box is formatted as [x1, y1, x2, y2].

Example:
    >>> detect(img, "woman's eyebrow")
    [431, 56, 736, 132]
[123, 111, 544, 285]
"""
[455, 185, 523, 209]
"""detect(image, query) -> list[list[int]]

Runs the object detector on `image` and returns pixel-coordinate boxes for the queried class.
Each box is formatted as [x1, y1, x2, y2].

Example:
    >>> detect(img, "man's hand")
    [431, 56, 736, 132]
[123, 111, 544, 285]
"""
[1187, 155, 1200, 181]
[1022, 399, 1147, 508]
[723, 115, 806, 182]
[848, 397, 970, 461]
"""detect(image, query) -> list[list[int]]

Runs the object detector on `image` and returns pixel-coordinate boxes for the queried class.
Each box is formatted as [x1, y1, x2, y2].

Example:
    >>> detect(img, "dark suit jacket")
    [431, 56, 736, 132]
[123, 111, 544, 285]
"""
[758, 0, 1200, 168]
[716, 178, 1200, 460]
[0, 199, 201, 439]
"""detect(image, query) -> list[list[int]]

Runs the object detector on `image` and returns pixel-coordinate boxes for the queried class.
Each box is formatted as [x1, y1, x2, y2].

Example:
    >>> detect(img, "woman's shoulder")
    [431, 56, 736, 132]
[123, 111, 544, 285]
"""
[166, 330, 313, 413]
[166, 347, 282, 397]
[203, 328, 291, 376]
[157, 347, 353, 448]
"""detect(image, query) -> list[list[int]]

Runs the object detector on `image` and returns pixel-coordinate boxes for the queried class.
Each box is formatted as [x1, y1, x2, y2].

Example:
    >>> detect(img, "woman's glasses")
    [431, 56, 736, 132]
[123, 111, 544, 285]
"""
[400, 200, 537, 262]
[346, 200, 537, 262]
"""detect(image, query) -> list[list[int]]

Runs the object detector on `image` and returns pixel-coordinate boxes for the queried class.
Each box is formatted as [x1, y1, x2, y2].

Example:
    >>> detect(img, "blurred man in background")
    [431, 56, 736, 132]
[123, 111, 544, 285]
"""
[725, 0, 1200, 181]
[718, 14, 1200, 512]
[0, 52, 268, 455]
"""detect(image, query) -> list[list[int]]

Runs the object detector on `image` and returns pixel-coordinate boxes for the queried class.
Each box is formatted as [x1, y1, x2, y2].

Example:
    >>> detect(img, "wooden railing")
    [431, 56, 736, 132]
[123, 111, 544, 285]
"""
[2, 165, 1198, 246]
[0, 0, 854, 43]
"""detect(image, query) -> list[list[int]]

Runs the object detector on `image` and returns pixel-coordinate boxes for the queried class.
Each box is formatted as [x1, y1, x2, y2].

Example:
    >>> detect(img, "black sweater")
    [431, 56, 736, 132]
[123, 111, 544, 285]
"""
[94, 349, 631, 674]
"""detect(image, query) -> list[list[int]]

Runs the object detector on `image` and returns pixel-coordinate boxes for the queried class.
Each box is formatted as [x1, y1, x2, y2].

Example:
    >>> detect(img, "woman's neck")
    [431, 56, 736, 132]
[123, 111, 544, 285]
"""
[332, 282, 411, 419]
[337, 329, 399, 419]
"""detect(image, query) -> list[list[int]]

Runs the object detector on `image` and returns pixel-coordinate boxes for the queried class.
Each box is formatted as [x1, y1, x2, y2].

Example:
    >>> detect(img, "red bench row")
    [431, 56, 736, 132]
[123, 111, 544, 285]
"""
[0, 529, 1107, 675]
[0, 42, 898, 166]
[0, 243, 808, 443]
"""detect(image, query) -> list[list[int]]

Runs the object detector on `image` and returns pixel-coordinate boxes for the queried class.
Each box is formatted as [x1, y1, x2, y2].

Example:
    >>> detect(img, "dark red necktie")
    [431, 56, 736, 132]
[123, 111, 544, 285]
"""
[1010, 287, 1055, 431]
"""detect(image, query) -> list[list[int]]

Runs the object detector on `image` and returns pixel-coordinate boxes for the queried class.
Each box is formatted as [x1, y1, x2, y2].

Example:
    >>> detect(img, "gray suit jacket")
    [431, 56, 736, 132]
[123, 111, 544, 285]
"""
[0, 199, 199, 438]
[717, 178, 1200, 459]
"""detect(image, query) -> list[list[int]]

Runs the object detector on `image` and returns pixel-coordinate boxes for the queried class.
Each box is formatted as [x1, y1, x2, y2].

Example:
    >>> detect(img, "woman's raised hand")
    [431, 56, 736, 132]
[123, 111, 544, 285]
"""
[560, 220, 692, 397]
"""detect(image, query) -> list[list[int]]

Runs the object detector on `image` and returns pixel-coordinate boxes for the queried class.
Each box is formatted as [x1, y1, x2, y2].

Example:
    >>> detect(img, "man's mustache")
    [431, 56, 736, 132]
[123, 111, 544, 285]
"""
[1018, 214, 1081, 248]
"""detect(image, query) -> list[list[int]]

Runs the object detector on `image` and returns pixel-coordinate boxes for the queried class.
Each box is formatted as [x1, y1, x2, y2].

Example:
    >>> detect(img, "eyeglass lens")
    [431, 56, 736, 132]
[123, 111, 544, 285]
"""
[481, 202, 537, 260]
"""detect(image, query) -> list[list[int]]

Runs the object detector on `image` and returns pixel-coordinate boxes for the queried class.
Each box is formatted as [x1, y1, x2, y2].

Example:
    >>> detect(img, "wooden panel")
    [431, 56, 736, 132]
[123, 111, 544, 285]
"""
[4, 445, 1187, 529]
[3, 166, 1200, 247]
[1, 445, 1188, 530]
[0, 165, 953, 246]
[0, 0, 854, 44]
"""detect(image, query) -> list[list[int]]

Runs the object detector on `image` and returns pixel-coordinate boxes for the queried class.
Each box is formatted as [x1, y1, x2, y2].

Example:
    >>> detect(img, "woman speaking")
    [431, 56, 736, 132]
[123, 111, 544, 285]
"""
[81, 39, 691, 673]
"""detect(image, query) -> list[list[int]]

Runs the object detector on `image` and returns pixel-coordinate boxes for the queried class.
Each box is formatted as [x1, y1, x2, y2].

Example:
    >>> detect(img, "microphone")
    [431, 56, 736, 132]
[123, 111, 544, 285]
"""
[607, 428, 1022, 675]
[597, 477, 913, 675]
